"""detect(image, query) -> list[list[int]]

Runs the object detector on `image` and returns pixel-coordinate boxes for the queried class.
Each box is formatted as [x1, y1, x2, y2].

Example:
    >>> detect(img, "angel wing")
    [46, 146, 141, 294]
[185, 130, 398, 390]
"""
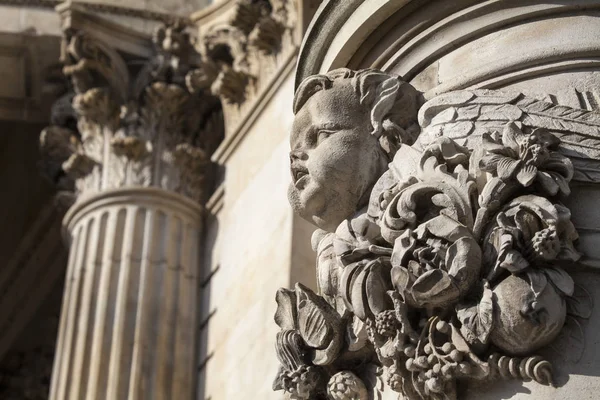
[415, 90, 600, 183]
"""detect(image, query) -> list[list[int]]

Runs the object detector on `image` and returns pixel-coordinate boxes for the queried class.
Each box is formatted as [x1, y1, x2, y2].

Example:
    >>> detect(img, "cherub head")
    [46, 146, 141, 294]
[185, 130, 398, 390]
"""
[288, 68, 422, 232]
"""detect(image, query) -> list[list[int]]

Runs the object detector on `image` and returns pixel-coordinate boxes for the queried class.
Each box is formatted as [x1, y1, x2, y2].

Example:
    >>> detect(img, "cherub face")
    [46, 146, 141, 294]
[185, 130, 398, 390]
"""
[288, 81, 388, 232]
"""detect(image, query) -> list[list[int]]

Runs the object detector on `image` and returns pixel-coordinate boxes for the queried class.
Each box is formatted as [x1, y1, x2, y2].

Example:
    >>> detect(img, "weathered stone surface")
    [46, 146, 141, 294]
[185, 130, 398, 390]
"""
[273, 67, 599, 399]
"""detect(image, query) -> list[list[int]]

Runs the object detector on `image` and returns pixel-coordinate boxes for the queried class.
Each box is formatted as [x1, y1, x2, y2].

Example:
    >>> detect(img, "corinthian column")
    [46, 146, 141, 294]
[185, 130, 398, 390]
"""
[52, 188, 201, 400]
[39, 6, 223, 399]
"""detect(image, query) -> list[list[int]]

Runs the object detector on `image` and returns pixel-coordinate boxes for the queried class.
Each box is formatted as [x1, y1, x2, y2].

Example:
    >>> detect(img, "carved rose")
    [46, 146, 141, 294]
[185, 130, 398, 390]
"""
[483, 195, 580, 281]
[390, 215, 481, 309]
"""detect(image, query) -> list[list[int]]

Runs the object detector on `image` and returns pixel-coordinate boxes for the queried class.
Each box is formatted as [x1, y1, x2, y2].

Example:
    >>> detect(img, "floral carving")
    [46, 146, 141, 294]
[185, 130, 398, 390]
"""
[480, 123, 573, 196]
[274, 68, 596, 399]
[39, 21, 222, 204]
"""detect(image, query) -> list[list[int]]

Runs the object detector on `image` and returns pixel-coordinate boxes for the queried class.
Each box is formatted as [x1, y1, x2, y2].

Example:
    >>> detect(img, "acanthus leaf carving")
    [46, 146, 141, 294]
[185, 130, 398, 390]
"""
[40, 20, 223, 204]
[274, 68, 597, 399]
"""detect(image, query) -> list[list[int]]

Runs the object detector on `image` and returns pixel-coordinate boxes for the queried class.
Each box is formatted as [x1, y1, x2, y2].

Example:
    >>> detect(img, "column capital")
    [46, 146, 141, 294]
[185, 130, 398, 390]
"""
[40, 6, 223, 206]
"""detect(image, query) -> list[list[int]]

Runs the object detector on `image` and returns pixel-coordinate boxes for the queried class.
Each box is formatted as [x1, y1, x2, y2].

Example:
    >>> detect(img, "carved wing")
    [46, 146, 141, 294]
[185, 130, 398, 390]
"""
[416, 90, 600, 182]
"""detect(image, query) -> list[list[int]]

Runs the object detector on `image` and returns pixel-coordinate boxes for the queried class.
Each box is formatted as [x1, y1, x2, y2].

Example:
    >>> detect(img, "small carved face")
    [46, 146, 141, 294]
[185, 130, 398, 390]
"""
[288, 81, 388, 232]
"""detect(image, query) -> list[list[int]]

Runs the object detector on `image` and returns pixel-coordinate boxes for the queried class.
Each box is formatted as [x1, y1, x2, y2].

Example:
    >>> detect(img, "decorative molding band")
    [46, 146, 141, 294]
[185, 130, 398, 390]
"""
[425, 54, 600, 100]
[472, 58, 600, 92]
[0, 0, 57, 8]
[63, 187, 204, 235]
[377, 1, 600, 80]
[0, 0, 191, 24]
[205, 182, 225, 215]
[190, 0, 236, 25]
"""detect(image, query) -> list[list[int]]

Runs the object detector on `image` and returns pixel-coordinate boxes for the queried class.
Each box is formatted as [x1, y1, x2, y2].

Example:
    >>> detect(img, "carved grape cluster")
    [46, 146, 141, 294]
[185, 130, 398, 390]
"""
[403, 320, 473, 395]
[374, 310, 398, 337]
[280, 365, 321, 398]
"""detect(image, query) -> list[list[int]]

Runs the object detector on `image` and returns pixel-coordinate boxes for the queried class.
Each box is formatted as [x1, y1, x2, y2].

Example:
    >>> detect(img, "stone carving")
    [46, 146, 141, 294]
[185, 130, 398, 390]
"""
[39, 22, 223, 203]
[274, 68, 598, 399]
[187, 0, 298, 147]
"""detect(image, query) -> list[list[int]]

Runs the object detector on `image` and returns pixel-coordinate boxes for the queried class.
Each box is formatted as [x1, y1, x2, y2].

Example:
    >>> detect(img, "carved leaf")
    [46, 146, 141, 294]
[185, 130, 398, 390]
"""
[567, 284, 593, 319]
[411, 269, 459, 308]
[297, 288, 332, 349]
[547, 316, 585, 364]
[350, 264, 371, 321]
[294, 283, 344, 365]
[515, 164, 537, 187]
[391, 229, 417, 267]
[500, 249, 530, 273]
[366, 261, 393, 316]
[544, 266, 574, 297]
[346, 316, 368, 352]
[527, 270, 548, 299]
[274, 288, 297, 330]
[571, 158, 600, 182]
[457, 281, 494, 344]
[497, 157, 522, 180]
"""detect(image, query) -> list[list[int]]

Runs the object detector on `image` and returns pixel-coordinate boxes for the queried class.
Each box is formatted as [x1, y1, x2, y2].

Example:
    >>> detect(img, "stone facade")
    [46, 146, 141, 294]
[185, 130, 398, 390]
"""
[1, 1, 600, 400]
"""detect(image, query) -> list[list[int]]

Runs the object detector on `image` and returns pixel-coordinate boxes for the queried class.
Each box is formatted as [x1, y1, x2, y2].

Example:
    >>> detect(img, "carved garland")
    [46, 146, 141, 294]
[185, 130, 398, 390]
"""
[274, 119, 588, 399]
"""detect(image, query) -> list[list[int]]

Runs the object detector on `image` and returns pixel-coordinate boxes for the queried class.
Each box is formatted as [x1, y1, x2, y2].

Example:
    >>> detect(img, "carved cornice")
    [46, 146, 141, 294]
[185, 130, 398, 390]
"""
[0, 0, 191, 24]
[188, 0, 300, 164]
[40, 9, 223, 204]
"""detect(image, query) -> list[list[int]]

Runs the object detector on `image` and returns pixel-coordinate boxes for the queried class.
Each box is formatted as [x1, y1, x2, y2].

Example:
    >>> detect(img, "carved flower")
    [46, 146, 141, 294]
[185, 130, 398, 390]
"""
[274, 284, 344, 366]
[480, 123, 573, 196]
[340, 258, 393, 321]
[483, 195, 580, 281]
[390, 215, 481, 309]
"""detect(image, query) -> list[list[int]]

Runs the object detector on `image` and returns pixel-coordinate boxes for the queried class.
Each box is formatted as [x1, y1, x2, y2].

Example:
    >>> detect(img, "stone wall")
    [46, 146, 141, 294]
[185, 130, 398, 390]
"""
[198, 71, 316, 399]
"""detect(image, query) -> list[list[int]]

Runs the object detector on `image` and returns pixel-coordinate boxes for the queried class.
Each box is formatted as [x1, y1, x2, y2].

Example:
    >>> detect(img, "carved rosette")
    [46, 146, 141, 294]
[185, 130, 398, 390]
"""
[40, 22, 222, 204]
[273, 72, 598, 399]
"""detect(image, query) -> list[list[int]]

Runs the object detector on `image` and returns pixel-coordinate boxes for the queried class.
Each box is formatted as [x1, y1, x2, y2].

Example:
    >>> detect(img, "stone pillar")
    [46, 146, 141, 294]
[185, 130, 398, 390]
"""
[50, 188, 201, 400]
[39, 5, 224, 400]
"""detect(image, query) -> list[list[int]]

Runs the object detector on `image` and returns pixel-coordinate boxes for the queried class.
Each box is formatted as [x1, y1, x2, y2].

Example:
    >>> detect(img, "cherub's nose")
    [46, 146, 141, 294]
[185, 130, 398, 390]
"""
[289, 149, 308, 162]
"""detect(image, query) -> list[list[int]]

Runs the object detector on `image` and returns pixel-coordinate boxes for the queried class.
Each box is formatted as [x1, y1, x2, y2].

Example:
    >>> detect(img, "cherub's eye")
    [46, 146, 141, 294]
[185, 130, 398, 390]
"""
[317, 130, 336, 145]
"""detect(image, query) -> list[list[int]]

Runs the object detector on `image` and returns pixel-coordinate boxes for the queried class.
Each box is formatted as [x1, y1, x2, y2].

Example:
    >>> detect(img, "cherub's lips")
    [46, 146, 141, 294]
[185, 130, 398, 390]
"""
[291, 165, 310, 188]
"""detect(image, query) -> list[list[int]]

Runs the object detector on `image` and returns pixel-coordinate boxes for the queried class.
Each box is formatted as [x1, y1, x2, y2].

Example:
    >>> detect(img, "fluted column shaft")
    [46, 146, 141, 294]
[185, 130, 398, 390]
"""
[49, 187, 201, 400]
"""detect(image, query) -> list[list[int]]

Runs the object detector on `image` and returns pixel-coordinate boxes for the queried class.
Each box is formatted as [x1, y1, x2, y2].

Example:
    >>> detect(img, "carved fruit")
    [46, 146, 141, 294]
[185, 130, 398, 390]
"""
[326, 371, 368, 400]
[490, 274, 566, 355]
[374, 310, 398, 337]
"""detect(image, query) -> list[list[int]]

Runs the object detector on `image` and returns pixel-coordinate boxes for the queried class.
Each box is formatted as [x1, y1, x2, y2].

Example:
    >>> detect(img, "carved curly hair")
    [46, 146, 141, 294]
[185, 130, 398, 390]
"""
[293, 68, 423, 159]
